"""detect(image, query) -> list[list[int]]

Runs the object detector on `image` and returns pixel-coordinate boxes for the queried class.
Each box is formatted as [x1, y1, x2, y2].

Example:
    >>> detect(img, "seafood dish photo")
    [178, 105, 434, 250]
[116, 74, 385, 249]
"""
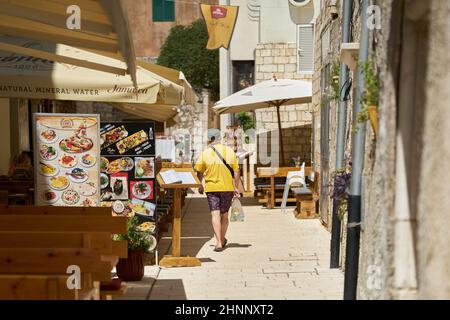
[66, 168, 88, 183]
[61, 189, 80, 205]
[77, 182, 97, 197]
[49, 176, 70, 190]
[112, 200, 125, 214]
[100, 126, 128, 149]
[106, 159, 121, 174]
[40, 189, 58, 204]
[119, 157, 134, 171]
[100, 173, 109, 189]
[39, 144, 57, 161]
[110, 174, 128, 200]
[116, 130, 148, 154]
[101, 187, 113, 201]
[59, 154, 77, 168]
[81, 198, 95, 207]
[59, 123, 93, 153]
[81, 154, 96, 167]
[135, 157, 154, 178]
[40, 129, 58, 144]
[131, 181, 152, 200]
[100, 157, 109, 172]
[39, 162, 58, 177]
[137, 221, 156, 233]
[131, 199, 156, 216]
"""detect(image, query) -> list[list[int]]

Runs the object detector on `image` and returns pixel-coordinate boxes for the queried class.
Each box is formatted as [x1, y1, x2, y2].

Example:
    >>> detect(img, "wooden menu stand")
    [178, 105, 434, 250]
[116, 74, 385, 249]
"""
[156, 168, 202, 268]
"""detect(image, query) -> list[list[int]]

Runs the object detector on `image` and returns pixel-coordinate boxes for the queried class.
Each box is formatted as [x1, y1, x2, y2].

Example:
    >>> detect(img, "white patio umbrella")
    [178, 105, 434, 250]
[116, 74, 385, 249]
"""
[213, 78, 312, 165]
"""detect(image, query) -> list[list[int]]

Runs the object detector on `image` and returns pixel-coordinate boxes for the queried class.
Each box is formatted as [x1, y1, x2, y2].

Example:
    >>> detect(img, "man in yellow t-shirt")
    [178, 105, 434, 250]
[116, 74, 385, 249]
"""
[195, 130, 240, 252]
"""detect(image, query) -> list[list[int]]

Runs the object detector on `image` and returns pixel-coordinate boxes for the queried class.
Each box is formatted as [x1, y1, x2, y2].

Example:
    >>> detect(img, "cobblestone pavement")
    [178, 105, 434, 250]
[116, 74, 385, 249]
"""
[118, 195, 344, 300]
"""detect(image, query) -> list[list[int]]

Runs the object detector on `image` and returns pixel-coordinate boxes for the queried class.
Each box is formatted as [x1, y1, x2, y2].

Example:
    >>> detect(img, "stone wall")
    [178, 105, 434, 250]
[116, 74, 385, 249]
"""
[254, 43, 313, 166]
[165, 90, 210, 164]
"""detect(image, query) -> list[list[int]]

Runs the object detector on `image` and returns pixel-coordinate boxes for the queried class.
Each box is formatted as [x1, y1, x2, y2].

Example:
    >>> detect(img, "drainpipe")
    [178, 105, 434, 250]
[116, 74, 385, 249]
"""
[330, 0, 353, 269]
[343, 0, 369, 300]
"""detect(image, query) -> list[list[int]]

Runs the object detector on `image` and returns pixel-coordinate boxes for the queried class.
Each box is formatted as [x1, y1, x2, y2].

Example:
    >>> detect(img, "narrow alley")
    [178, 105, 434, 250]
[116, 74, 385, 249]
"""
[120, 195, 344, 300]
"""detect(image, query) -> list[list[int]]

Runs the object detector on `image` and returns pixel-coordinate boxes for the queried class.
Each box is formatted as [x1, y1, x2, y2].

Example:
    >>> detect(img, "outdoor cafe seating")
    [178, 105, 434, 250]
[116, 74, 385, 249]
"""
[254, 165, 319, 217]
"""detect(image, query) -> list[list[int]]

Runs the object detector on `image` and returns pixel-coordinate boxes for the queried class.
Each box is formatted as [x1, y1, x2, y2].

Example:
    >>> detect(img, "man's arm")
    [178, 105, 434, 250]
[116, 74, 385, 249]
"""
[197, 171, 204, 194]
[233, 166, 241, 198]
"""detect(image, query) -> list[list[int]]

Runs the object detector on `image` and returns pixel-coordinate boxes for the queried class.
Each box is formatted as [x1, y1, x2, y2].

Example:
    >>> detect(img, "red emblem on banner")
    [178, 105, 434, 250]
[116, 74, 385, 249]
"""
[211, 6, 227, 19]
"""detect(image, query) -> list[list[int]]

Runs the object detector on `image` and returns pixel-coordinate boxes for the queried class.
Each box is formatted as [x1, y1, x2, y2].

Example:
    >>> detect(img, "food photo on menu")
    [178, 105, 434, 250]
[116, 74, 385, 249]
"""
[100, 125, 129, 149]
[131, 198, 156, 218]
[130, 180, 153, 201]
[34, 114, 100, 207]
[135, 157, 155, 179]
[110, 172, 129, 200]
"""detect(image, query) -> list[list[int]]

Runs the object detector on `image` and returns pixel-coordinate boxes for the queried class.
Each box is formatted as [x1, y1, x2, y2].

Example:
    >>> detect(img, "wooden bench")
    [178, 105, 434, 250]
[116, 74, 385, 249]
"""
[255, 167, 311, 208]
[0, 206, 127, 300]
[292, 172, 320, 219]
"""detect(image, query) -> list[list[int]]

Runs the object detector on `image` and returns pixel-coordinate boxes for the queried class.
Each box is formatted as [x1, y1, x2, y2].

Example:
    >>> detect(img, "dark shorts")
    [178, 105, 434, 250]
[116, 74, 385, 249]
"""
[206, 192, 234, 213]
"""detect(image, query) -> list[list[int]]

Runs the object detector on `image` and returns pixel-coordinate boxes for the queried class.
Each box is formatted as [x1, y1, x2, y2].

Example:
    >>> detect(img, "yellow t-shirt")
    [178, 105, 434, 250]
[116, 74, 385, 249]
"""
[194, 144, 239, 192]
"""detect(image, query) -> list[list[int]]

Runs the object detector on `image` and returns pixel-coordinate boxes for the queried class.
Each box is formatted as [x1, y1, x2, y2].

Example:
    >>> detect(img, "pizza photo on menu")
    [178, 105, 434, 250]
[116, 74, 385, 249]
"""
[59, 122, 94, 153]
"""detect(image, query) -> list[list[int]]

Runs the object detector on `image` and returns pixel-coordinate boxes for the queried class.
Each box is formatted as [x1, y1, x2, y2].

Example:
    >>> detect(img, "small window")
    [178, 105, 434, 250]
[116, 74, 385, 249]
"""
[152, 0, 175, 22]
[297, 24, 315, 73]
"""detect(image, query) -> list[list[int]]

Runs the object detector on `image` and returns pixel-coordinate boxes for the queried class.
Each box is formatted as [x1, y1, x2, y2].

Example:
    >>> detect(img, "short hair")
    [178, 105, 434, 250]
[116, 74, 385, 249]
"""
[207, 129, 221, 143]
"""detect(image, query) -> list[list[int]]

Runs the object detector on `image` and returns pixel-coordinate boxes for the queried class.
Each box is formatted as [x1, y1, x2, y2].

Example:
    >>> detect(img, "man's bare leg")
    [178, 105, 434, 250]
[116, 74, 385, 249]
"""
[220, 212, 229, 245]
[211, 210, 223, 248]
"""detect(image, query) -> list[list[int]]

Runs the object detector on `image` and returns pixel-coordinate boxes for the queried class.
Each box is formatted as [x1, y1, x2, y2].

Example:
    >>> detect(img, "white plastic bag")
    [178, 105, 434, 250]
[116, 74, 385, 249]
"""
[229, 198, 245, 222]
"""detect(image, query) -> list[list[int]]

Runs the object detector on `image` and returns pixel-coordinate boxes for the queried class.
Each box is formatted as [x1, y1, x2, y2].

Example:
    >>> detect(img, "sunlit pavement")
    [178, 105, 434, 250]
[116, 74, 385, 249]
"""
[118, 194, 344, 300]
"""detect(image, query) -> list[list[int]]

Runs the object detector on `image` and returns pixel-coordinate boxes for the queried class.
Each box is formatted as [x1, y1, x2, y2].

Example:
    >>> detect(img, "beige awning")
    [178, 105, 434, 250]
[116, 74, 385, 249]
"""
[138, 61, 198, 106]
[113, 103, 179, 123]
[0, 0, 137, 84]
[0, 37, 183, 120]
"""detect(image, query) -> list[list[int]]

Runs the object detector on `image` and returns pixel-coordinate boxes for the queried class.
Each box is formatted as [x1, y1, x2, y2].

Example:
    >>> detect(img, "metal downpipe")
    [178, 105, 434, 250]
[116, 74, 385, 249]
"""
[343, 0, 370, 300]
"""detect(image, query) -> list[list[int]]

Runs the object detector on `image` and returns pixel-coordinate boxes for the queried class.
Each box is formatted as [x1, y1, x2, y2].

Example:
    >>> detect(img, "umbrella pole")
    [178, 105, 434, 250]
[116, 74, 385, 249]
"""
[276, 105, 285, 166]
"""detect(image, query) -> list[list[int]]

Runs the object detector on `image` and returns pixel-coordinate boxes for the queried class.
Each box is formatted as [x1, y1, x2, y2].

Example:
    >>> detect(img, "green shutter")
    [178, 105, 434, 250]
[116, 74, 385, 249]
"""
[152, 0, 175, 22]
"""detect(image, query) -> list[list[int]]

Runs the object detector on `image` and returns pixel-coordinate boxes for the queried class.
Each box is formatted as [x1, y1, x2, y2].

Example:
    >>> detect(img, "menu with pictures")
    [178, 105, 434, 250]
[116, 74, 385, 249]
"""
[100, 121, 157, 226]
[34, 114, 100, 207]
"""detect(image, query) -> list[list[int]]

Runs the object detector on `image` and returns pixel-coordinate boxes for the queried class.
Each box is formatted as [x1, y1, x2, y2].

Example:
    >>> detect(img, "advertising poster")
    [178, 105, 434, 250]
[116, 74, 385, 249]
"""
[100, 122, 157, 225]
[34, 114, 101, 207]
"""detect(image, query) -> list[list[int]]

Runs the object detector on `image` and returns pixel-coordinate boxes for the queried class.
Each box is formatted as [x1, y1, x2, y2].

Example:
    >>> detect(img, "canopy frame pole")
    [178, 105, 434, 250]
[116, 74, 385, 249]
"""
[273, 99, 290, 166]
[274, 101, 285, 166]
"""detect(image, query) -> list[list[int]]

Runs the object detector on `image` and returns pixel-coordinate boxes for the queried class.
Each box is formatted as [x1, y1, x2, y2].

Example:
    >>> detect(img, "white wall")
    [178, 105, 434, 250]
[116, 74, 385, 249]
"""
[260, 0, 297, 43]
[230, 0, 259, 60]
[0, 99, 10, 176]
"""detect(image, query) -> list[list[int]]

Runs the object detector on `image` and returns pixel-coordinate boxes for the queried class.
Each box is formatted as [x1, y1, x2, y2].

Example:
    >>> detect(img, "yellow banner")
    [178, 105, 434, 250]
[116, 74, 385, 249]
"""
[200, 4, 239, 50]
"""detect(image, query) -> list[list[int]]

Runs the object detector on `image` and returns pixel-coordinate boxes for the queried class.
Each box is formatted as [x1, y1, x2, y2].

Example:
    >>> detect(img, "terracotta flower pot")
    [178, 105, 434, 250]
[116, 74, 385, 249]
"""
[116, 251, 145, 281]
[368, 105, 378, 136]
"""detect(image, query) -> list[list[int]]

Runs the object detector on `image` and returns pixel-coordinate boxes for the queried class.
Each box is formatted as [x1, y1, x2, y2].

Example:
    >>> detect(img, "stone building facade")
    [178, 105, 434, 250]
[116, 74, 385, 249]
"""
[357, 0, 450, 300]
[314, 0, 450, 299]
[254, 43, 313, 166]
[312, 0, 361, 233]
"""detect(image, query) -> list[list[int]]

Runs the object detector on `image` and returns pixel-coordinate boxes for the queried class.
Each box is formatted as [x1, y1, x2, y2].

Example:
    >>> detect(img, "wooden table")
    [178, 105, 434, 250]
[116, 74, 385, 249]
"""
[236, 150, 254, 197]
[156, 168, 202, 268]
[256, 167, 311, 209]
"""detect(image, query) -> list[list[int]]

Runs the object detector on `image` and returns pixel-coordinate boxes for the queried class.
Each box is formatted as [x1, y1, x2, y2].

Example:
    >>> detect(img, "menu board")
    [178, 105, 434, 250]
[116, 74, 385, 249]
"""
[33, 114, 100, 207]
[100, 122, 157, 222]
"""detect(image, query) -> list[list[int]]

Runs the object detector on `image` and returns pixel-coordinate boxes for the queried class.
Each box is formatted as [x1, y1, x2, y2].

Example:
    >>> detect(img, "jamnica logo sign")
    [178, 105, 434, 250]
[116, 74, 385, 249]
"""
[211, 6, 227, 19]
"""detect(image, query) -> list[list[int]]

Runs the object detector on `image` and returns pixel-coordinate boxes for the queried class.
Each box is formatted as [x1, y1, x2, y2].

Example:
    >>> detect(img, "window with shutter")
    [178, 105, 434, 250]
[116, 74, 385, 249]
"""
[297, 24, 315, 74]
[152, 0, 175, 22]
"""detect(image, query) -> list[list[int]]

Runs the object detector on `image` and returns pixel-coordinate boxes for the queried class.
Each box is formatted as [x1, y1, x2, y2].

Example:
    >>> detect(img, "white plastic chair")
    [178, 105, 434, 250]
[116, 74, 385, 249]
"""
[281, 162, 306, 211]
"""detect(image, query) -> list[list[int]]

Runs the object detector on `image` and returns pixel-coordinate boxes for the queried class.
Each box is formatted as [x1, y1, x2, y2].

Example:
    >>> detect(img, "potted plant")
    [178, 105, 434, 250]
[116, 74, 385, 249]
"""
[114, 216, 153, 281]
[329, 163, 352, 221]
[357, 60, 379, 136]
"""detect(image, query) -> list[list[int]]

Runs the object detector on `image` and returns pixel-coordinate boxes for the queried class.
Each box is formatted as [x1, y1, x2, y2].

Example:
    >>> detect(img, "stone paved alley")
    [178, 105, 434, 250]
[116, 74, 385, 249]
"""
[118, 195, 344, 300]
